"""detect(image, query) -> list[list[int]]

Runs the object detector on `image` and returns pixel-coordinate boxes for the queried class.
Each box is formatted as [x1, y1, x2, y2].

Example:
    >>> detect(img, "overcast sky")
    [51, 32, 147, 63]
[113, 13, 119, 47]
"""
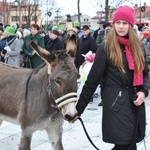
[56, 0, 150, 17]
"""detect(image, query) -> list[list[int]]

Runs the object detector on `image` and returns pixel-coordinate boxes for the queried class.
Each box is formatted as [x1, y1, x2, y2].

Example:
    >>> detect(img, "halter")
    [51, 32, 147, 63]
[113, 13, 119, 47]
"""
[48, 74, 78, 108]
[55, 92, 78, 108]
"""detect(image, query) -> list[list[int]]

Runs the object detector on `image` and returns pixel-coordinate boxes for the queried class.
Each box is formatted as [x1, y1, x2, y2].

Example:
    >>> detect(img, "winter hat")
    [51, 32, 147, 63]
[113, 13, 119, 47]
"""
[103, 22, 111, 29]
[52, 26, 59, 30]
[67, 27, 77, 33]
[4, 26, 16, 35]
[73, 22, 81, 27]
[50, 30, 60, 36]
[97, 21, 105, 25]
[10, 24, 18, 30]
[113, 6, 134, 27]
[82, 25, 90, 30]
[58, 25, 65, 31]
[82, 51, 96, 63]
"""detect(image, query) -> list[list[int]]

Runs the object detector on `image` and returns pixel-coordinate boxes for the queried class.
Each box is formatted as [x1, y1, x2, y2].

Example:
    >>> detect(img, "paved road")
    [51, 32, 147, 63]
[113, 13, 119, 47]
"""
[0, 91, 150, 150]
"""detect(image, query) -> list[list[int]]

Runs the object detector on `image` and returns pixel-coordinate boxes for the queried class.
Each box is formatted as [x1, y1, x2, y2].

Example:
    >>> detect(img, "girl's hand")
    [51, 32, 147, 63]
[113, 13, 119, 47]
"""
[133, 91, 145, 106]
[1, 52, 5, 57]
[70, 115, 79, 123]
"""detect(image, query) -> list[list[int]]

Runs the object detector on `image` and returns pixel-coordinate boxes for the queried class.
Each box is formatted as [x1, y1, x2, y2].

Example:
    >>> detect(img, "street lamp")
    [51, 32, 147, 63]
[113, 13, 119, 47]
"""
[55, 10, 59, 26]
[14, 0, 18, 24]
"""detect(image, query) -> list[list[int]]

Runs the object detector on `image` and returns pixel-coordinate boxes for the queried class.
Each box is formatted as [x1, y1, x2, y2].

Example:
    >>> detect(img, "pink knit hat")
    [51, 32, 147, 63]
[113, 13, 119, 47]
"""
[113, 6, 134, 27]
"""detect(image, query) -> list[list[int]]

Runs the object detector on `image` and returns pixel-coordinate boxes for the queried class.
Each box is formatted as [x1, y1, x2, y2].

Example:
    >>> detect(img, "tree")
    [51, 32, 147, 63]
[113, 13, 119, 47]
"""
[96, 0, 130, 21]
[77, 0, 80, 22]
[105, 0, 109, 22]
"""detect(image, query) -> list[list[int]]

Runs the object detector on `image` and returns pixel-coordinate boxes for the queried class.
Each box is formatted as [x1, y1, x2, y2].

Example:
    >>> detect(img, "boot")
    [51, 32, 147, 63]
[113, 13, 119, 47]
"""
[98, 100, 103, 106]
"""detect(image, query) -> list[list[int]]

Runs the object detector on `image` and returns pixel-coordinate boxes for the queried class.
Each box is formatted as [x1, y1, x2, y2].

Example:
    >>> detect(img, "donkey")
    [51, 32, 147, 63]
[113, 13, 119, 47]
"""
[0, 41, 79, 150]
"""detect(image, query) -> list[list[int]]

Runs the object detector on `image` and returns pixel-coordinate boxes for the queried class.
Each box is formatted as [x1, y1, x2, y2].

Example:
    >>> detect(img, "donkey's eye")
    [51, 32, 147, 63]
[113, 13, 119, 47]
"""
[55, 78, 61, 85]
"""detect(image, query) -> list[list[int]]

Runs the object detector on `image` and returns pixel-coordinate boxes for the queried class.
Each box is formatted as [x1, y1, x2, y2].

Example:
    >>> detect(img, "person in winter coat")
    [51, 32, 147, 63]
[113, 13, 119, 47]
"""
[75, 25, 97, 70]
[0, 26, 22, 67]
[139, 26, 150, 72]
[0, 26, 4, 38]
[71, 4, 149, 150]
[22, 24, 45, 68]
[93, 21, 105, 40]
[45, 29, 64, 52]
[64, 27, 79, 61]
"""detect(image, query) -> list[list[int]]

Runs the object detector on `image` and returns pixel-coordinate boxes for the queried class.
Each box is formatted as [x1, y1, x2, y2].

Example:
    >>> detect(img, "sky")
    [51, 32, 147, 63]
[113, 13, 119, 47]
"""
[56, 0, 150, 18]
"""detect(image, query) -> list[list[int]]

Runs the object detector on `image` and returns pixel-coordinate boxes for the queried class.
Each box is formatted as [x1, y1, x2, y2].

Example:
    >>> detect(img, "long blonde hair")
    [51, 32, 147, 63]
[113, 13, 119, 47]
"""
[105, 25, 145, 74]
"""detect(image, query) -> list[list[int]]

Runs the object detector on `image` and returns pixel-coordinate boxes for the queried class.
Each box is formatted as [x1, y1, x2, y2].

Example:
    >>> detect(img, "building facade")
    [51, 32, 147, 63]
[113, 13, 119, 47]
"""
[0, 0, 42, 28]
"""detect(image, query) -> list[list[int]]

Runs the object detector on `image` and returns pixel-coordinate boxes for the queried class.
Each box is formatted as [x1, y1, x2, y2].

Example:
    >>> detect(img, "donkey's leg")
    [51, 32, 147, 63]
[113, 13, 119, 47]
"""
[45, 126, 64, 150]
[18, 129, 32, 150]
[45, 114, 64, 150]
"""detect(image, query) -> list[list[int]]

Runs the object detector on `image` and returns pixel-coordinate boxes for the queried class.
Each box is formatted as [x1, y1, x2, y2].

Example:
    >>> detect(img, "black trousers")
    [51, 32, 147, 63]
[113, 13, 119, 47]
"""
[112, 144, 137, 150]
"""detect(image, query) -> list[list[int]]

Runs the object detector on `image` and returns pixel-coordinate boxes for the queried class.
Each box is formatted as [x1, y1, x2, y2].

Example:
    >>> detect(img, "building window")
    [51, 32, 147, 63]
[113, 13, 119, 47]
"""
[12, 16, 19, 21]
[22, 16, 28, 21]
[84, 18, 86, 22]
[11, 6, 17, 9]
[87, 18, 89, 22]
[32, 16, 37, 21]
[21, 6, 27, 9]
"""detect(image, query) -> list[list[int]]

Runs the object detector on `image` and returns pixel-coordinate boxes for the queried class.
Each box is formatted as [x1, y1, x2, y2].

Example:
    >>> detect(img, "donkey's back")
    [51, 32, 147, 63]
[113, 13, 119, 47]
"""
[0, 63, 32, 122]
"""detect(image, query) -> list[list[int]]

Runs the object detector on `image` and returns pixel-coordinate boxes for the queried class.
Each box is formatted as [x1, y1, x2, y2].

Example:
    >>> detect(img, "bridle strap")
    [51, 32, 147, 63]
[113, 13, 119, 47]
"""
[55, 92, 78, 108]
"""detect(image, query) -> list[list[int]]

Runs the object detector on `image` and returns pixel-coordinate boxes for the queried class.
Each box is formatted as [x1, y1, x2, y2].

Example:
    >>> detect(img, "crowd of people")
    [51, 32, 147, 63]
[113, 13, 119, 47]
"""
[0, 3, 150, 150]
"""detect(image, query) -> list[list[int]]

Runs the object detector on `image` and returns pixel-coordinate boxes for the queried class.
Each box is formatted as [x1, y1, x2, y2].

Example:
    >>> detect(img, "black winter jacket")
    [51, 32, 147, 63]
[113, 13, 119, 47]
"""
[76, 42, 150, 144]
[46, 38, 64, 52]
[75, 33, 97, 69]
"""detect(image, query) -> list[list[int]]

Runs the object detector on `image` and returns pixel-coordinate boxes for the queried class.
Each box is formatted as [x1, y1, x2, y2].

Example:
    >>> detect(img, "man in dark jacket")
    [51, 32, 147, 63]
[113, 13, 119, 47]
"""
[93, 21, 105, 40]
[75, 25, 97, 69]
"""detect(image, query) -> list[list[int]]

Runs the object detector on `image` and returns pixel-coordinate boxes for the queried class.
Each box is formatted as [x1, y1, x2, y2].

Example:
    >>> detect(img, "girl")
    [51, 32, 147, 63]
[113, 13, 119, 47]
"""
[72, 4, 149, 150]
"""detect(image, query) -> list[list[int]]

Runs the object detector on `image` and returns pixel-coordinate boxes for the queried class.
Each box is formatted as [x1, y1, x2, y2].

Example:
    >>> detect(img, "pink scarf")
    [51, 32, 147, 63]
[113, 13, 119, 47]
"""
[117, 36, 143, 86]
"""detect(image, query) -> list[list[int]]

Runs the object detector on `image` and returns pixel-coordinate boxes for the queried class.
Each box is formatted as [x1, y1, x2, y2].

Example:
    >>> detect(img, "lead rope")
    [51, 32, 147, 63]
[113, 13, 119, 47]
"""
[144, 139, 147, 150]
[78, 117, 100, 150]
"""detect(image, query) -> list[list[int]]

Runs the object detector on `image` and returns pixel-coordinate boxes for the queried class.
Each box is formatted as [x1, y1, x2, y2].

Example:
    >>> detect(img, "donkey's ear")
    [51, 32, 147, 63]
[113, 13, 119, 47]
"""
[30, 41, 52, 63]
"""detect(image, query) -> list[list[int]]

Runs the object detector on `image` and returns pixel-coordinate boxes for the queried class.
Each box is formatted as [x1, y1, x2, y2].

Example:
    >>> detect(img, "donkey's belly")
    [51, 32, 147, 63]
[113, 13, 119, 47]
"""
[0, 114, 19, 125]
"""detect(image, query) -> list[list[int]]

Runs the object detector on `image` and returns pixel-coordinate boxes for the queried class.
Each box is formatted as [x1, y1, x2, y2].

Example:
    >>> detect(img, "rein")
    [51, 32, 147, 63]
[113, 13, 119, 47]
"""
[78, 117, 100, 150]
[48, 74, 78, 108]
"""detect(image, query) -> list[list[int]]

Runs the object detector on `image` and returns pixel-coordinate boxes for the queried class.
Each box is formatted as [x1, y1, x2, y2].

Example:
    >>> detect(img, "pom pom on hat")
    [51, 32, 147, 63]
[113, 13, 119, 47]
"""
[113, 6, 134, 27]
[82, 51, 96, 63]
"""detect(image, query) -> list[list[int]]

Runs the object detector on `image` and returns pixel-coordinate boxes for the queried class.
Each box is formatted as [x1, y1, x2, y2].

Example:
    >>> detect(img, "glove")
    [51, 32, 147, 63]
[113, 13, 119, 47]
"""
[2, 49, 7, 54]
[4, 46, 11, 52]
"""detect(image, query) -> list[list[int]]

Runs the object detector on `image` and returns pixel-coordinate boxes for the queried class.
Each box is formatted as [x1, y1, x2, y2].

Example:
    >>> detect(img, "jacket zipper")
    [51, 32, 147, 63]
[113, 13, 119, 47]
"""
[111, 91, 122, 108]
